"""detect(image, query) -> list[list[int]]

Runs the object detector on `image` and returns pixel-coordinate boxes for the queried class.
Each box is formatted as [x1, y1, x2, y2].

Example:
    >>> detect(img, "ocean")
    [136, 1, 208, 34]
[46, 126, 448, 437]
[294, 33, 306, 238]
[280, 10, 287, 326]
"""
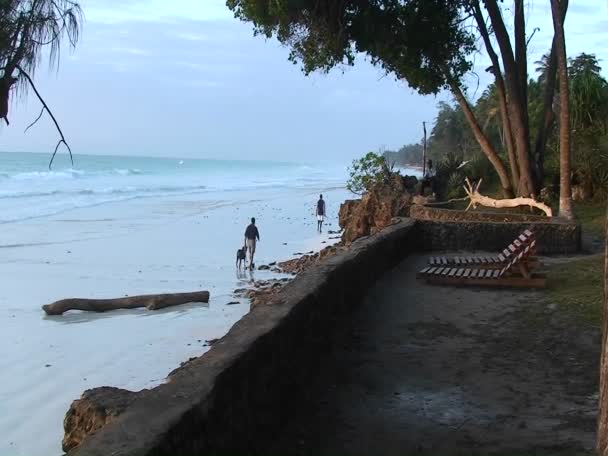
[0, 152, 347, 224]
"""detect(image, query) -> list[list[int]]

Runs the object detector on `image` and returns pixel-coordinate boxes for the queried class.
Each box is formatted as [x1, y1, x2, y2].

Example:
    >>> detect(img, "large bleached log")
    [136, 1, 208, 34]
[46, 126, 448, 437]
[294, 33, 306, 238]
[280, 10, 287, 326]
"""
[464, 178, 553, 217]
[42, 291, 210, 316]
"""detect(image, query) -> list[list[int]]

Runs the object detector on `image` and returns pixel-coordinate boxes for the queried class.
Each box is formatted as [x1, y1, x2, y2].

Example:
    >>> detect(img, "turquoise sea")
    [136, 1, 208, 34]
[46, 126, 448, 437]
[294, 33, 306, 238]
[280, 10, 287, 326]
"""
[0, 152, 347, 223]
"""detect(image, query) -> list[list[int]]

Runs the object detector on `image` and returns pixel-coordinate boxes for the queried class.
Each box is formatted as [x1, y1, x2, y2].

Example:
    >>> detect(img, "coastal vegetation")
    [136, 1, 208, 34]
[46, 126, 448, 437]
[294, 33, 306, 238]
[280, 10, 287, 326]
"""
[228, 0, 575, 214]
[346, 151, 394, 195]
[387, 52, 608, 210]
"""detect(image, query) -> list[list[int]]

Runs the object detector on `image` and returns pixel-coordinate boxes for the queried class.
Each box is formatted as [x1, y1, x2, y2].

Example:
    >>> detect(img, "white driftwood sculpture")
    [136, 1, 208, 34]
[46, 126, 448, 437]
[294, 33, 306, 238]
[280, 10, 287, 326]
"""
[42, 291, 210, 315]
[463, 178, 553, 217]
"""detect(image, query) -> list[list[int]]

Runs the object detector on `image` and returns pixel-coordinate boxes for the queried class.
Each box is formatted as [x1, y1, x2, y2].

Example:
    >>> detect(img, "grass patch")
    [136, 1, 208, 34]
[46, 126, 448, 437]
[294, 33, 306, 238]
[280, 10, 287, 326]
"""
[574, 201, 606, 239]
[544, 254, 604, 327]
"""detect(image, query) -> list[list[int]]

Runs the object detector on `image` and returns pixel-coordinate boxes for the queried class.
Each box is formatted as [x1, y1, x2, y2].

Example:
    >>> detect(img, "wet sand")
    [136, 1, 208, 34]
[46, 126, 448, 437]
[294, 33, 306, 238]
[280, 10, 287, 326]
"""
[0, 186, 348, 456]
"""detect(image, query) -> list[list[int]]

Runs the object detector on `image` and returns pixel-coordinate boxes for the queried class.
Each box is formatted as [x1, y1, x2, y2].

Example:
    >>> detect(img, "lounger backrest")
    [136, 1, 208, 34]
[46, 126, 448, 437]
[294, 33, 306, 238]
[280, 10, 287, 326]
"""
[501, 230, 531, 262]
[498, 229, 535, 277]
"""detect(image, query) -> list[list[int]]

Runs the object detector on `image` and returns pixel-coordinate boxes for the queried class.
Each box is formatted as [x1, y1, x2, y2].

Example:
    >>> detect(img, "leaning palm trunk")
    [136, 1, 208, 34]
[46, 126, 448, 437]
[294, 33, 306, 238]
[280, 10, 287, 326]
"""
[450, 81, 514, 198]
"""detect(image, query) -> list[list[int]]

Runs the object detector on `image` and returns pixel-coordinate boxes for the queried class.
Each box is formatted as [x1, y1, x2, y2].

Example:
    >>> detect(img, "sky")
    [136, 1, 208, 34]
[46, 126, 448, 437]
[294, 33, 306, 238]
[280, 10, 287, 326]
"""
[0, 0, 606, 163]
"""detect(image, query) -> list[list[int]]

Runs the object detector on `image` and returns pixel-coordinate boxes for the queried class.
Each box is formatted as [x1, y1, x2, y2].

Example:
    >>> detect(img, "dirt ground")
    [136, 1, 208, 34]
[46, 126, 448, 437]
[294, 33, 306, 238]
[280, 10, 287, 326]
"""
[268, 254, 600, 456]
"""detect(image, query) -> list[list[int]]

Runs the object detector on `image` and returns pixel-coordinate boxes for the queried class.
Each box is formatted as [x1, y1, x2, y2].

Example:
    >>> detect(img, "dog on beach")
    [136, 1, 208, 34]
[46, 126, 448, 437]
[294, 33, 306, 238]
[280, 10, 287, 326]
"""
[236, 246, 247, 269]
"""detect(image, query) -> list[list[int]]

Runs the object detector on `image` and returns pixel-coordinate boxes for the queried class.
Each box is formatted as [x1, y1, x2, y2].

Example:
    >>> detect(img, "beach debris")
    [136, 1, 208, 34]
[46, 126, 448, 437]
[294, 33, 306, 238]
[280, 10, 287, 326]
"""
[42, 291, 210, 316]
[258, 264, 271, 270]
[462, 178, 553, 217]
[226, 301, 240, 305]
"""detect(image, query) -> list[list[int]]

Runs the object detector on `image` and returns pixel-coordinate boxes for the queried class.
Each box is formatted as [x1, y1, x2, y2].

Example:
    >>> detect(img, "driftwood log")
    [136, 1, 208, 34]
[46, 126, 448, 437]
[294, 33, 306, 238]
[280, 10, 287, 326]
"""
[42, 291, 210, 316]
[464, 178, 553, 217]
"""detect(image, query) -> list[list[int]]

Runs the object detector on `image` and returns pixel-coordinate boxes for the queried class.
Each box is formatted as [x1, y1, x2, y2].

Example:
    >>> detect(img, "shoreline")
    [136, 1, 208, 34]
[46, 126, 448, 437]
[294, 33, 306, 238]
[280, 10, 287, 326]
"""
[1, 185, 350, 456]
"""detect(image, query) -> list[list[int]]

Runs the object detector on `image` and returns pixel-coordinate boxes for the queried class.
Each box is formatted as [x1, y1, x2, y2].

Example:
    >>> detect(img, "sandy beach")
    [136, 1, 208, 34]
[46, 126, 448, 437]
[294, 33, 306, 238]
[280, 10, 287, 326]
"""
[0, 180, 350, 456]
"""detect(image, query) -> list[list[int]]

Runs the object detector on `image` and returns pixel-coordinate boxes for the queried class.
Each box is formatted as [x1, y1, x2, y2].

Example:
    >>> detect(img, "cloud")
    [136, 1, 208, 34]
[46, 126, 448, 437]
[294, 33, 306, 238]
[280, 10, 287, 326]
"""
[589, 19, 608, 34]
[174, 61, 243, 74]
[569, 3, 603, 15]
[82, 0, 232, 24]
[110, 46, 153, 56]
[173, 32, 211, 42]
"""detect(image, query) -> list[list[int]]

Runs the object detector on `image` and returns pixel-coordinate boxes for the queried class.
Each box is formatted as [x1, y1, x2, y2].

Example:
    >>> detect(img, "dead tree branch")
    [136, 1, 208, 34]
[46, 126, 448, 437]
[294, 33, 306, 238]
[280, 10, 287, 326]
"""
[42, 291, 211, 315]
[16, 65, 73, 169]
[24, 107, 44, 132]
[463, 178, 553, 216]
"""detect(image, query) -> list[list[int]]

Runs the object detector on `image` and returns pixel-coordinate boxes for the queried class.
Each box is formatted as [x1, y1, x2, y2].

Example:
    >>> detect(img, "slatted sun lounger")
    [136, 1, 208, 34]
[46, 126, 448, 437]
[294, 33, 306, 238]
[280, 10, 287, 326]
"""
[427, 229, 540, 270]
[417, 233, 545, 288]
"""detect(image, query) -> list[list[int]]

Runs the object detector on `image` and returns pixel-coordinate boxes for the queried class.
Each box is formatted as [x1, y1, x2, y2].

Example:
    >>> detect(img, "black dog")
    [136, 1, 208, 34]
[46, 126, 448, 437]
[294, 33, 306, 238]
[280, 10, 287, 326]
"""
[236, 246, 247, 269]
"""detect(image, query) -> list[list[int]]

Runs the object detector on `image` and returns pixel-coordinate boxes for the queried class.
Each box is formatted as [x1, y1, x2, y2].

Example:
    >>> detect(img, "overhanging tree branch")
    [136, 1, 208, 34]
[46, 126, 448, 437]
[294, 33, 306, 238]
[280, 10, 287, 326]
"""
[17, 64, 73, 169]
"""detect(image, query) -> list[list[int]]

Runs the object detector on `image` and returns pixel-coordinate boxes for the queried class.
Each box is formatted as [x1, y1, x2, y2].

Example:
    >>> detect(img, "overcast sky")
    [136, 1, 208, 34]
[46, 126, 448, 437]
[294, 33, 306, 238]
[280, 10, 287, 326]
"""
[0, 0, 606, 163]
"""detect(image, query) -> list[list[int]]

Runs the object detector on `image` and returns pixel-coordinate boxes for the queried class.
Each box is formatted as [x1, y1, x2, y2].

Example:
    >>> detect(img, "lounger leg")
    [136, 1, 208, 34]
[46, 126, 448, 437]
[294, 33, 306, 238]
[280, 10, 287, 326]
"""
[518, 263, 531, 280]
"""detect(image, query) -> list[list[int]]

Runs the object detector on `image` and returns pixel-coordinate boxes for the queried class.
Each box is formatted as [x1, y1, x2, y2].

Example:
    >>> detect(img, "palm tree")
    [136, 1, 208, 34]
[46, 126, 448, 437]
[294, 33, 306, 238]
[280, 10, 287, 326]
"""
[568, 53, 608, 198]
[1, 0, 82, 166]
[535, 53, 552, 86]
[569, 54, 608, 130]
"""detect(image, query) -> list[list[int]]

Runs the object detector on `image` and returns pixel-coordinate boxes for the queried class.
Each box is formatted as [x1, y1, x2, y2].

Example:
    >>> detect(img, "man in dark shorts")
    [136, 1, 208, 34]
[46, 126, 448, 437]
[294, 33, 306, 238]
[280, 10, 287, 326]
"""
[244, 217, 260, 270]
[316, 194, 326, 233]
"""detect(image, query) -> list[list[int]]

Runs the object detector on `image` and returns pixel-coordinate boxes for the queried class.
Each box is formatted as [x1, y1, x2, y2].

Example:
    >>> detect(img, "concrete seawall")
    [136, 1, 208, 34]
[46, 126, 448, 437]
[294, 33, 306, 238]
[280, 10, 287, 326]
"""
[68, 219, 418, 456]
[411, 205, 581, 254]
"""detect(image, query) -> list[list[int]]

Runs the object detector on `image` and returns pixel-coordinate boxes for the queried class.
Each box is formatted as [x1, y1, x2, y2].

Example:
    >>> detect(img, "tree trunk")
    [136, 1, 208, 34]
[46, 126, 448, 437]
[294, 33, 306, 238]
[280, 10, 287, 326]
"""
[472, 1, 519, 190]
[598, 204, 608, 455]
[42, 291, 210, 315]
[514, 0, 527, 93]
[534, 45, 557, 190]
[534, 0, 568, 192]
[551, 0, 574, 220]
[450, 81, 514, 198]
[514, 0, 529, 125]
[483, 0, 536, 197]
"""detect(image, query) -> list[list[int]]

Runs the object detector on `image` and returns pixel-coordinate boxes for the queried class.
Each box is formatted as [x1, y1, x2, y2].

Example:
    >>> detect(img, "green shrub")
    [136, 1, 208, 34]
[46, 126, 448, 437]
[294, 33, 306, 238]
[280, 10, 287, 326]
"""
[346, 152, 392, 194]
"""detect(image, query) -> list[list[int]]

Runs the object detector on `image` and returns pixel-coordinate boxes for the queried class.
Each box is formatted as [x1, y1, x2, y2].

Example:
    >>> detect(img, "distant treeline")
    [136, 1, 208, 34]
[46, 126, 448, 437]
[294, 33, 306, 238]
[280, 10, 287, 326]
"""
[383, 144, 423, 167]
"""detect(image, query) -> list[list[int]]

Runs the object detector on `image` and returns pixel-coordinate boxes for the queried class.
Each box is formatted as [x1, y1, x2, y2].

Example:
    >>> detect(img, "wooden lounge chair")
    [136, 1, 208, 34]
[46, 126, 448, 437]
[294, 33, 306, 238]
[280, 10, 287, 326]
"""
[427, 229, 540, 270]
[417, 234, 545, 288]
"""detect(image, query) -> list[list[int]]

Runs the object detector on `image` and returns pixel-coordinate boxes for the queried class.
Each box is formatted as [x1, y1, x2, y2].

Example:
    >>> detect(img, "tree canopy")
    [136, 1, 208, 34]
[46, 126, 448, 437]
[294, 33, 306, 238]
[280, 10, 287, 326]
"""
[227, 0, 572, 202]
[227, 0, 475, 95]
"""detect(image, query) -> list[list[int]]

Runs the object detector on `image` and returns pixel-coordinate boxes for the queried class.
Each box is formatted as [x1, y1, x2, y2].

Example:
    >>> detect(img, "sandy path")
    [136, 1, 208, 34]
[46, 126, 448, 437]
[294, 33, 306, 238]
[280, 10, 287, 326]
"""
[269, 254, 599, 455]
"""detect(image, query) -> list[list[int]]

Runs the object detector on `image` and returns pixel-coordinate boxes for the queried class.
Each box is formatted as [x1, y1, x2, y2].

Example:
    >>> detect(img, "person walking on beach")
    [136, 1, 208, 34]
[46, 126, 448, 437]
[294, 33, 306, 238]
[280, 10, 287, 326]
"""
[316, 194, 326, 233]
[244, 217, 260, 270]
